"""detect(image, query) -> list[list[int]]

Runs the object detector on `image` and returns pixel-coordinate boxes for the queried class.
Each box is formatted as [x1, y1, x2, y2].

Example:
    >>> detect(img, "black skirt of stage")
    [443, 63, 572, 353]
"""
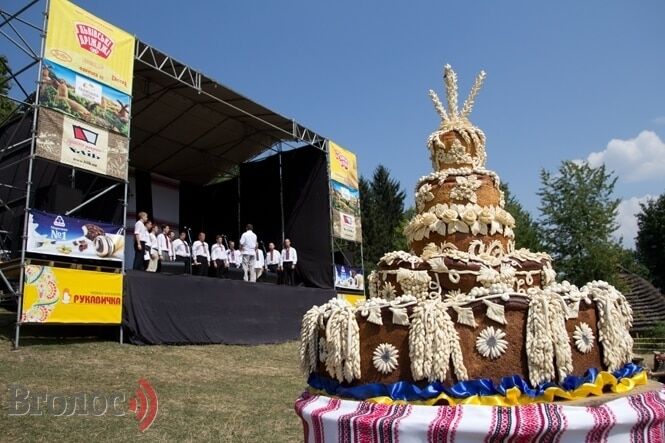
[122, 270, 335, 345]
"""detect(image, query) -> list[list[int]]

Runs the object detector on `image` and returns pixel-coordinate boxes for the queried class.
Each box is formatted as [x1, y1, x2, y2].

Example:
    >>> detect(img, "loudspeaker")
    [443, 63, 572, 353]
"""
[161, 261, 185, 275]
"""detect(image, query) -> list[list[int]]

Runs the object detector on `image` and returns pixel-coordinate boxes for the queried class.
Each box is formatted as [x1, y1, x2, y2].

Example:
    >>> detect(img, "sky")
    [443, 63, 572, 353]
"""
[4, 0, 665, 248]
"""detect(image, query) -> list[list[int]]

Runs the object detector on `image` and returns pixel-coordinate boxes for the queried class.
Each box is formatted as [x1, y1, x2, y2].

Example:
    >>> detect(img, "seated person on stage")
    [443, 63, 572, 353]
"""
[280, 238, 297, 286]
[158, 225, 175, 262]
[265, 242, 281, 275]
[147, 223, 161, 273]
[172, 231, 192, 274]
[240, 224, 258, 282]
[133, 211, 149, 271]
[211, 235, 228, 278]
[192, 232, 211, 276]
[254, 246, 265, 281]
[226, 240, 241, 269]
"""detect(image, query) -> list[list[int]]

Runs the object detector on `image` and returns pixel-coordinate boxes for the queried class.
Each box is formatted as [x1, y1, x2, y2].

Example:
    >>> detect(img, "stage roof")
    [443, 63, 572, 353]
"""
[129, 41, 326, 186]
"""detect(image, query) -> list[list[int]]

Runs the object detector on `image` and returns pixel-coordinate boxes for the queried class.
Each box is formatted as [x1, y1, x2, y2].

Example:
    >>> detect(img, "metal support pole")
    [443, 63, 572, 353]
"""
[64, 182, 122, 216]
[14, 0, 49, 350]
[324, 140, 337, 290]
[278, 143, 285, 243]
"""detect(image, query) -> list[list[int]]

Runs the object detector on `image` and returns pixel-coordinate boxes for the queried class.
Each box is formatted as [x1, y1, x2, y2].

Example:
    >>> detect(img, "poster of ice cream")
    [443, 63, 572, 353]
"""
[27, 209, 124, 262]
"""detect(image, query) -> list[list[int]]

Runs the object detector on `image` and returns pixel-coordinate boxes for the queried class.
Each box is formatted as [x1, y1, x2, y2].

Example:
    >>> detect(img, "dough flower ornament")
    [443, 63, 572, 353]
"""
[476, 326, 508, 359]
[573, 322, 595, 354]
[372, 343, 400, 374]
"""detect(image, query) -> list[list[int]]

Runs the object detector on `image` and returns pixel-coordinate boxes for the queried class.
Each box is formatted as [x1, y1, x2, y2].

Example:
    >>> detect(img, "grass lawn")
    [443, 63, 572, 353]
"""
[0, 308, 306, 442]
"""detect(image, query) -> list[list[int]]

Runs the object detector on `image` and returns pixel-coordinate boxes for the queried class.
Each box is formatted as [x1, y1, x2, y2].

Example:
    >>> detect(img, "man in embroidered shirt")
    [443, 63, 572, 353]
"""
[172, 231, 191, 274]
[133, 211, 149, 271]
[280, 238, 297, 286]
[158, 225, 174, 262]
[226, 240, 241, 269]
[240, 224, 258, 282]
[254, 246, 265, 281]
[265, 242, 281, 274]
[211, 235, 228, 278]
[192, 232, 210, 276]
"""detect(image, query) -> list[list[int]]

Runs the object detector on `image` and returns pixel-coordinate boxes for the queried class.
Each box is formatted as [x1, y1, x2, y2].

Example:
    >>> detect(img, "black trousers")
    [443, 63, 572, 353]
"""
[196, 256, 209, 276]
[214, 259, 226, 278]
[283, 261, 295, 285]
[176, 256, 192, 274]
[267, 264, 278, 273]
[133, 241, 146, 270]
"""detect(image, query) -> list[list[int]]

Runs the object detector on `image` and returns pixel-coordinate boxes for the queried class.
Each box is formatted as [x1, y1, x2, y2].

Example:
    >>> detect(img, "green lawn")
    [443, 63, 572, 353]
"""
[0, 308, 306, 442]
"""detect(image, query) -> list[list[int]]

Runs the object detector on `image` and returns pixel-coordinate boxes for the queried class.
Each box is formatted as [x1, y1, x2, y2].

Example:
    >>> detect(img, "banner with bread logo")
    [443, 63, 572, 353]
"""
[27, 209, 125, 262]
[21, 265, 122, 324]
[36, 108, 129, 180]
[44, 0, 135, 95]
[329, 141, 359, 190]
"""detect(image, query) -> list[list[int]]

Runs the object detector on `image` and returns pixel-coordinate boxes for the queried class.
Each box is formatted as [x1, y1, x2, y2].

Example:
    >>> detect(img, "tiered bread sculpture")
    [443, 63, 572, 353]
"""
[300, 65, 643, 405]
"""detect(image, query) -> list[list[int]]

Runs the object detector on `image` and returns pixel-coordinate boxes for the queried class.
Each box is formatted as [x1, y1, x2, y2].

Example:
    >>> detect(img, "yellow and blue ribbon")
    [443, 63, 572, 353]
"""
[307, 363, 647, 406]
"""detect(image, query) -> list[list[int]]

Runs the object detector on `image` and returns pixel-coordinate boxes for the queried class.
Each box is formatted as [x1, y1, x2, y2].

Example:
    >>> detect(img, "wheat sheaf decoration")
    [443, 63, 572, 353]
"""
[428, 65, 488, 169]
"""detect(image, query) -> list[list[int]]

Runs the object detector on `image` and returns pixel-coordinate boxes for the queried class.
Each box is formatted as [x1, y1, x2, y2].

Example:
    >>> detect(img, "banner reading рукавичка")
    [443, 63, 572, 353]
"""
[27, 209, 124, 262]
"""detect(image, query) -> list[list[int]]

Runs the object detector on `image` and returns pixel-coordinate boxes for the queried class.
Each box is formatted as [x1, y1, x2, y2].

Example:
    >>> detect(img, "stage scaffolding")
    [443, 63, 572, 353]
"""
[1, 0, 365, 348]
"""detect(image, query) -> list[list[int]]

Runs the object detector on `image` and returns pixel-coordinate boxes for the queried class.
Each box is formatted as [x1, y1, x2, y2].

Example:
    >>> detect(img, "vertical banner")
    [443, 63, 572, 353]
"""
[329, 141, 362, 242]
[21, 266, 123, 324]
[44, 0, 135, 95]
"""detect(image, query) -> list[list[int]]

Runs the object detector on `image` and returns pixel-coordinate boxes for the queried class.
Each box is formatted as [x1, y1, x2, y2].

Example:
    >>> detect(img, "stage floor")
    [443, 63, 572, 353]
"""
[123, 270, 335, 345]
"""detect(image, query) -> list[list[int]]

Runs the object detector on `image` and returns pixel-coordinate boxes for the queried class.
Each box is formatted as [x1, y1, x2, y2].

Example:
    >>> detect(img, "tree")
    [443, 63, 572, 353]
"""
[0, 55, 16, 123]
[360, 165, 406, 270]
[538, 161, 621, 286]
[636, 193, 665, 290]
[500, 183, 543, 252]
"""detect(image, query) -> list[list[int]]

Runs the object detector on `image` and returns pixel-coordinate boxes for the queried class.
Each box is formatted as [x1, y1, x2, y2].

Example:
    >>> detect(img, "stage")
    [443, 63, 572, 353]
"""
[122, 270, 335, 345]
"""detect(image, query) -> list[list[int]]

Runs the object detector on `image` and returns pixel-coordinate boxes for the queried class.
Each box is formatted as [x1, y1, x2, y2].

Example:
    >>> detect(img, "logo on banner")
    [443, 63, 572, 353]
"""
[72, 125, 99, 145]
[128, 379, 159, 432]
[335, 150, 350, 170]
[50, 216, 68, 240]
[75, 23, 114, 59]
[340, 212, 357, 240]
[53, 216, 66, 228]
[74, 75, 102, 104]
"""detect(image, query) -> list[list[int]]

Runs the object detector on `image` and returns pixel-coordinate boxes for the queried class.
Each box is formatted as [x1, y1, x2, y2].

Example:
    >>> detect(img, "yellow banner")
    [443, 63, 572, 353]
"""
[329, 141, 358, 190]
[21, 266, 123, 324]
[45, 0, 135, 95]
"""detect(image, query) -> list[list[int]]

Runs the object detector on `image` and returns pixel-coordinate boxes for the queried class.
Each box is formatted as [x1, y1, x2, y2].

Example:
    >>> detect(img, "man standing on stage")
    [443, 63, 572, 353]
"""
[280, 238, 297, 286]
[192, 232, 211, 276]
[133, 211, 149, 271]
[173, 230, 192, 274]
[240, 224, 258, 282]
[265, 242, 281, 274]
[158, 225, 174, 262]
[211, 235, 228, 278]
[226, 240, 241, 269]
[147, 223, 161, 272]
[254, 245, 265, 281]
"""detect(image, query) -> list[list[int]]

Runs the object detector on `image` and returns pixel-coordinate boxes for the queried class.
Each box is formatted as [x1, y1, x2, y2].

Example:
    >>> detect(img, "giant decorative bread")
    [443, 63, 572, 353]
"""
[299, 65, 644, 405]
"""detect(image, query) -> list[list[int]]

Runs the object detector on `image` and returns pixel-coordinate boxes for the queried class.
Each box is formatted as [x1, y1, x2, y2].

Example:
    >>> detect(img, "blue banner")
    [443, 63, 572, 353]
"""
[27, 210, 125, 262]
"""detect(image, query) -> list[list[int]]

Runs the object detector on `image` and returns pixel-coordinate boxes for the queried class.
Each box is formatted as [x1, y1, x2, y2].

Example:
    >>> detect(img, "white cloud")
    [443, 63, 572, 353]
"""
[614, 195, 654, 249]
[586, 131, 665, 182]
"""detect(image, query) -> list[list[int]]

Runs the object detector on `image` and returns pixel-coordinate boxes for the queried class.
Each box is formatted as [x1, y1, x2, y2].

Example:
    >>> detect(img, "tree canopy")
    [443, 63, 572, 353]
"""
[636, 193, 665, 290]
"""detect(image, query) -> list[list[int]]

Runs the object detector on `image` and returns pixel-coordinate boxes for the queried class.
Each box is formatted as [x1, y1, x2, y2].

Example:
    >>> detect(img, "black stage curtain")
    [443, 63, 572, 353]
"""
[122, 270, 334, 345]
[239, 154, 281, 249]
[179, 178, 239, 241]
[282, 147, 333, 288]
[134, 170, 153, 221]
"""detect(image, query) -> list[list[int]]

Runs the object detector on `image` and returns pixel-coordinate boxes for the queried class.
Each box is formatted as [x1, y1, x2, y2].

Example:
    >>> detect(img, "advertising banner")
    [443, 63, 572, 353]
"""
[331, 179, 362, 242]
[40, 60, 131, 136]
[21, 266, 123, 324]
[329, 141, 359, 190]
[44, 0, 135, 95]
[334, 265, 364, 291]
[36, 107, 129, 180]
[27, 210, 125, 262]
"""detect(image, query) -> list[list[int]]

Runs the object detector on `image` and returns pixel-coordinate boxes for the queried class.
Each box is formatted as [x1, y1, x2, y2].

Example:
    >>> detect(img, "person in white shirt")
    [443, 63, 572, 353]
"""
[172, 231, 192, 274]
[226, 240, 241, 269]
[192, 232, 211, 276]
[265, 242, 281, 274]
[157, 225, 174, 262]
[147, 223, 160, 272]
[240, 224, 258, 282]
[350, 269, 364, 290]
[254, 246, 265, 281]
[211, 235, 228, 278]
[280, 238, 297, 286]
[133, 211, 149, 271]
